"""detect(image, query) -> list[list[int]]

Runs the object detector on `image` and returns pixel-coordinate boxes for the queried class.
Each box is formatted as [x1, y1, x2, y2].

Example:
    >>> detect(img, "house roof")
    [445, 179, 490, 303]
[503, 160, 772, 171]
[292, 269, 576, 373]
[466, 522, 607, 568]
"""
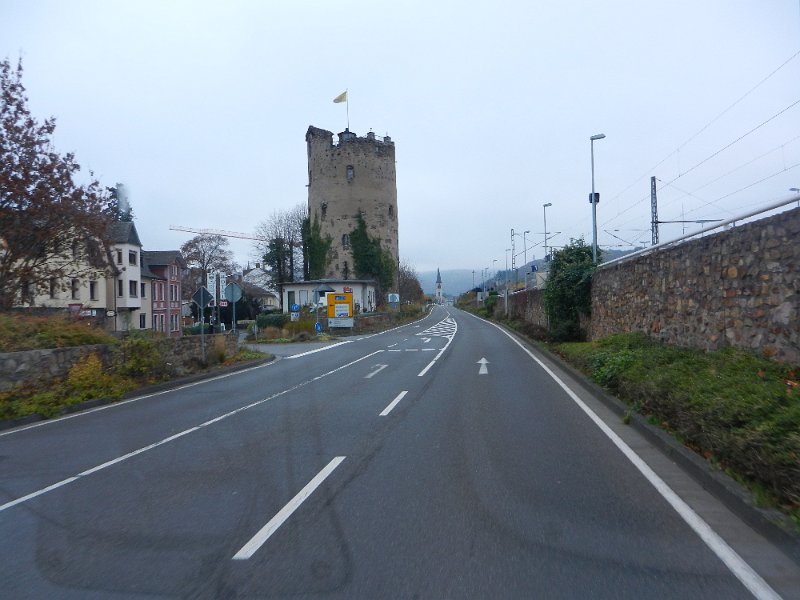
[107, 221, 142, 246]
[140, 262, 162, 280]
[142, 250, 187, 268]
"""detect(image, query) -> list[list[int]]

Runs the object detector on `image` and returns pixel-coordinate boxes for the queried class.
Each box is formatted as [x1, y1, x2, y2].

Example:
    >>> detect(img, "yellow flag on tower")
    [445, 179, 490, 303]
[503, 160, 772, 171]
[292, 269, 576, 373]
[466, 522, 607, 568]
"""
[333, 91, 347, 103]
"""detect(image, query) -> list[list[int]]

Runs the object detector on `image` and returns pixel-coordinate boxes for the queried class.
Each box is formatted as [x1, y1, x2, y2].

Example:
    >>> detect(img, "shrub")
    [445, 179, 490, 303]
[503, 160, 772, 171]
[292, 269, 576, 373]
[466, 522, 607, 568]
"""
[257, 313, 288, 329]
[67, 352, 133, 401]
[115, 334, 165, 380]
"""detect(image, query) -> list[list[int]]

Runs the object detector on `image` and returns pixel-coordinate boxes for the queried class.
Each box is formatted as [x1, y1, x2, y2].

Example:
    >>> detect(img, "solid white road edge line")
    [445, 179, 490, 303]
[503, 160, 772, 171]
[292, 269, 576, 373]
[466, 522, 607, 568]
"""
[0, 360, 275, 438]
[468, 312, 782, 600]
[286, 340, 352, 359]
[232, 456, 346, 560]
[0, 351, 383, 514]
[379, 391, 409, 416]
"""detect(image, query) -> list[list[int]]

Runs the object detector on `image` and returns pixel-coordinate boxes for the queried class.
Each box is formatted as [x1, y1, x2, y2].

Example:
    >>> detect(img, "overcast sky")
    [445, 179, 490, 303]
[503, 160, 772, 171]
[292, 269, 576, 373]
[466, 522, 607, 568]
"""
[2, 1, 799, 274]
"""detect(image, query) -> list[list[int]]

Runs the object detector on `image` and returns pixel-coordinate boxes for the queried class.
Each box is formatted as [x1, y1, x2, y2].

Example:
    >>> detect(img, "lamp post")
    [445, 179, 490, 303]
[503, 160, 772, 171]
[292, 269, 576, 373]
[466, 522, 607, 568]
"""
[791, 188, 800, 208]
[543, 202, 552, 262]
[492, 259, 498, 289]
[590, 133, 606, 264]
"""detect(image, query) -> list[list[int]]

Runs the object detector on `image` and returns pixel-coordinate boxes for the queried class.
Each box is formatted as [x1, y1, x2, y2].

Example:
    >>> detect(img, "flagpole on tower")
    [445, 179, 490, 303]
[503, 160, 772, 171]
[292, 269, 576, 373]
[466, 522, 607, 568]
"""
[333, 89, 349, 130]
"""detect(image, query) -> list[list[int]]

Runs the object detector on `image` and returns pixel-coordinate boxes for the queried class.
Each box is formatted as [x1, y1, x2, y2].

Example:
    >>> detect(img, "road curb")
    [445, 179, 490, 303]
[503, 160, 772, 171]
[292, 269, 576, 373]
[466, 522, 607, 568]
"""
[495, 321, 800, 564]
[0, 355, 275, 432]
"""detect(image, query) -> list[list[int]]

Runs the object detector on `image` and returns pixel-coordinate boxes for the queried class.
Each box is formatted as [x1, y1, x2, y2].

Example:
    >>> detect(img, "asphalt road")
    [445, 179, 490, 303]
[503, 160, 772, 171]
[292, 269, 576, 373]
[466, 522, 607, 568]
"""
[1, 305, 798, 599]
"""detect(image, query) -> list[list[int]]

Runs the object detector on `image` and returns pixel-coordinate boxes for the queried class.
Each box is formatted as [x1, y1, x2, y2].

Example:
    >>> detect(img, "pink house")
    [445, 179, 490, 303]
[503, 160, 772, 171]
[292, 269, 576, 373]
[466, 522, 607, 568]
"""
[142, 251, 186, 337]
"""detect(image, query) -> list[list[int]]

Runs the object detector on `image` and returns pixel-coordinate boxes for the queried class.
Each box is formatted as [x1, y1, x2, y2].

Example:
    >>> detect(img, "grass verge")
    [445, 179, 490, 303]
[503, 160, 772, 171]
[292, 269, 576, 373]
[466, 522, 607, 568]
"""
[549, 332, 800, 527]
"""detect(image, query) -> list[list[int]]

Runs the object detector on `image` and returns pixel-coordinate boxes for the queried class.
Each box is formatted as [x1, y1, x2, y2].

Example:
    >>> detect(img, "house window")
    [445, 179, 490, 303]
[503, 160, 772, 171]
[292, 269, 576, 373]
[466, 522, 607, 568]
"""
[171, 265, 177, 277]
[20, 280, 32, 304]
[118, 279, 124, 297]
[116, 250, 122, 264]
[129, 251, 137, 266]
[71, 240, 79, 258]
[129, 280, 138, 297]
[89, 281, 97, 301]
[160, 314, 165, 332]
[141, 282, 146, 298]
[346, 165, 354, 181]
[49, 278, 57, 299]
[70, 278, 79, 300]
[139, 313, 146, 329]
[170, 284, 177, 302]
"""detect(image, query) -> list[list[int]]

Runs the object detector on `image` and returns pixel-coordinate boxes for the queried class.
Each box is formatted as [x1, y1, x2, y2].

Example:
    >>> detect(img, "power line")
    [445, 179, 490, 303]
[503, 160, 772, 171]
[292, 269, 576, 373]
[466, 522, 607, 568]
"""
[663, 96, 800, 184]
[605, 48, 800, 213]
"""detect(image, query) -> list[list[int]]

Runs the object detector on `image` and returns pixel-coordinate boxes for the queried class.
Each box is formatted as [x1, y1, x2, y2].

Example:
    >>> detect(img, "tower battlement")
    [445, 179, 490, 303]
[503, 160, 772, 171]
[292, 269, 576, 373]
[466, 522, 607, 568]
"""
[306, 125, 398, 287]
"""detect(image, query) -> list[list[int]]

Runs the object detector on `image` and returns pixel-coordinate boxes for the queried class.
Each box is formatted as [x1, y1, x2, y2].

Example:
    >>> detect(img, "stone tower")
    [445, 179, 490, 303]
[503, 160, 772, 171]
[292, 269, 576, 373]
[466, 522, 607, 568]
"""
[306, 126, 398, 286]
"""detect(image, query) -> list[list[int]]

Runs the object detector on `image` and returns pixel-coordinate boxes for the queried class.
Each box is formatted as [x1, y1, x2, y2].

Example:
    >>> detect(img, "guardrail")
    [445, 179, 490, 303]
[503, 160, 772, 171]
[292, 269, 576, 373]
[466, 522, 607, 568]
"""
[599, 193, 800, 270]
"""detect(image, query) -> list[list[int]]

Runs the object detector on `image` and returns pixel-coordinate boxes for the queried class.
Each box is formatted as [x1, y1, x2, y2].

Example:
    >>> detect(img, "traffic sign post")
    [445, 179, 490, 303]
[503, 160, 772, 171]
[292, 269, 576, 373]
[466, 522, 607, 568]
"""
[224, 283, 243, 333]
[192, 286, 213, 361]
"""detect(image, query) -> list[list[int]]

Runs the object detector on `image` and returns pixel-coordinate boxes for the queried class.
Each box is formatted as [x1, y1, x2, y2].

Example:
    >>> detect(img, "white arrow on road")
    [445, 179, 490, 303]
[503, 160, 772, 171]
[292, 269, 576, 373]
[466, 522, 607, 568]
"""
[477, 357, 489, 375]
[365, 364, 389, 379]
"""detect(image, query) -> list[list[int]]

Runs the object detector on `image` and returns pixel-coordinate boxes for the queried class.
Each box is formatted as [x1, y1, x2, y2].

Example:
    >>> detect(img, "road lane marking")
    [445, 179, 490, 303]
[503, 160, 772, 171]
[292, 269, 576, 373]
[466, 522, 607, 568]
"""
[379, 391, 408, 416]
[232, 456, 346, 560]
[469, 312, 782, 600]
[0, 351, 383, 514]
[388, 349, 402, 352]
[422, 348, 436, 352]
[405, 348, 419, 352]
[365, 364, 388, 379]
[286, 340, 352, 359]
[477, 357, 489, 375]
[418, 312, 458, 377]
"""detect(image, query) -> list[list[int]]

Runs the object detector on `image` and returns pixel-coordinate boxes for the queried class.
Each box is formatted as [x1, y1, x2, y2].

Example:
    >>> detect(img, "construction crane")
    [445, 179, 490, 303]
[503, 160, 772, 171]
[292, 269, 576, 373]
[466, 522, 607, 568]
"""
[169, 225, 268, 242]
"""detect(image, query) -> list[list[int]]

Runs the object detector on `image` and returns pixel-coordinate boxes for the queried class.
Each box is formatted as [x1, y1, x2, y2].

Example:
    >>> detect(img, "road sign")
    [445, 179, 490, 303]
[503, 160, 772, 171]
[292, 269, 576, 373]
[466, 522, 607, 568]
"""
[315, 322, 322, 333]
[218, 300, 229, 307]
[224, 282, 242, 303]
[192, 286, 213, 308]
[291, 303, 300, 312]
[327, 293, 353, 319]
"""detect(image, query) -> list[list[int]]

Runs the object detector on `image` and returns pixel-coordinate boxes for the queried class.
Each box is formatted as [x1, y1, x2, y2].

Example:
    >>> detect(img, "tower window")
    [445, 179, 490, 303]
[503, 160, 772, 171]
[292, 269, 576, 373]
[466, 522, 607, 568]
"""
[321, 202, 327, 219]
[388, 205, 394, 217]
[346, 165, 354, 182]
[342, 234, 350, 249]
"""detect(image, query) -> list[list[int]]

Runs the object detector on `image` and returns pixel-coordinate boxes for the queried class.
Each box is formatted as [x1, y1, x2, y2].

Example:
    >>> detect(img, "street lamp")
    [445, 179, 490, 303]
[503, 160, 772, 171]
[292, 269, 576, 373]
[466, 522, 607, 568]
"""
[543, 203, 552, 262]
[590, 133, 606, 264]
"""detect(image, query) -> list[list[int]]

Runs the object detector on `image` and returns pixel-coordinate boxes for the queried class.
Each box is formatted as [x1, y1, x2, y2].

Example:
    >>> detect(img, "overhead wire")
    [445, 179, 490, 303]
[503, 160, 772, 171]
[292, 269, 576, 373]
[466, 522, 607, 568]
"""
[602, 48, 800, 227]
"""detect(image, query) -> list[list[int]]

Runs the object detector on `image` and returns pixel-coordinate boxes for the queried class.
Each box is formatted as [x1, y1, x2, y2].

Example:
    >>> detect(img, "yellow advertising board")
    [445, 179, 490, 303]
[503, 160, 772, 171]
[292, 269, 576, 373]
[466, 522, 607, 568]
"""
[327, 292, 353, 319]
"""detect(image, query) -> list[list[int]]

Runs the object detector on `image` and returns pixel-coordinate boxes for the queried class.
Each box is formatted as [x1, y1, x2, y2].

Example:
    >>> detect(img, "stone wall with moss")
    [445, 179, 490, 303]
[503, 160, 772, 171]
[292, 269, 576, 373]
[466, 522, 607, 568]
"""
[591, 206, 800, 363]
[0, 333, 238, 393]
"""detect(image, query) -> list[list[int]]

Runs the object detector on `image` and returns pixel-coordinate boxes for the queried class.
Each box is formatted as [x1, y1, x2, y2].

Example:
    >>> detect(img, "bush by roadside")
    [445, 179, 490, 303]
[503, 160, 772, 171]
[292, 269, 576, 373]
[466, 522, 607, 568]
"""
[0, 313, 113, 352]
[551, 332, 800, 524]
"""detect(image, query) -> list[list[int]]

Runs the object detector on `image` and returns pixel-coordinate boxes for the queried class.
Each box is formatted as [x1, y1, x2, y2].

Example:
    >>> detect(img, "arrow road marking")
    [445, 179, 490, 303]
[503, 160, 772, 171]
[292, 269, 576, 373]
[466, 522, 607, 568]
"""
[365, 364, 389, 379]
[477, 357, 489, 375]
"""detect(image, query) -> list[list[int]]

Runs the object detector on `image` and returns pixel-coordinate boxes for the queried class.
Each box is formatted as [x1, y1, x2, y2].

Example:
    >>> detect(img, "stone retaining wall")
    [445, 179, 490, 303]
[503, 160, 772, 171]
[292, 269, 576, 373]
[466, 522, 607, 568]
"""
[591, 206, 800, 363]
[0, 333, 239, 393]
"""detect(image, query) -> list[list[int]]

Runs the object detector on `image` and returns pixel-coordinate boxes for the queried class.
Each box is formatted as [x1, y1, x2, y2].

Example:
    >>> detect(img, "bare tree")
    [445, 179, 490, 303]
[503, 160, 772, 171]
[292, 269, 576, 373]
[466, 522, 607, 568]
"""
[0, 58, 114, 310]
[254, 203, 307, 289]
[398, 261, 425, 304]
[180, 234, 238, 299]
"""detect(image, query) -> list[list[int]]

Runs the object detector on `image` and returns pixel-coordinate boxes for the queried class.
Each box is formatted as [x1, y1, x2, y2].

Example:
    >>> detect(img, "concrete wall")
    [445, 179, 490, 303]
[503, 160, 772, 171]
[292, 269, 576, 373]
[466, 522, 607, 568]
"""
[0, 333, 239, 393]
[591, 206, 800, 363]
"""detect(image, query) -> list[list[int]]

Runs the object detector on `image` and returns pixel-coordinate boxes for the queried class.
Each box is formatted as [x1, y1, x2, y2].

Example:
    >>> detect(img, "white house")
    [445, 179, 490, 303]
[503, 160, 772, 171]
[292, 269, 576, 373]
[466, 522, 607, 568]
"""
[280, 279, 377, 314]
